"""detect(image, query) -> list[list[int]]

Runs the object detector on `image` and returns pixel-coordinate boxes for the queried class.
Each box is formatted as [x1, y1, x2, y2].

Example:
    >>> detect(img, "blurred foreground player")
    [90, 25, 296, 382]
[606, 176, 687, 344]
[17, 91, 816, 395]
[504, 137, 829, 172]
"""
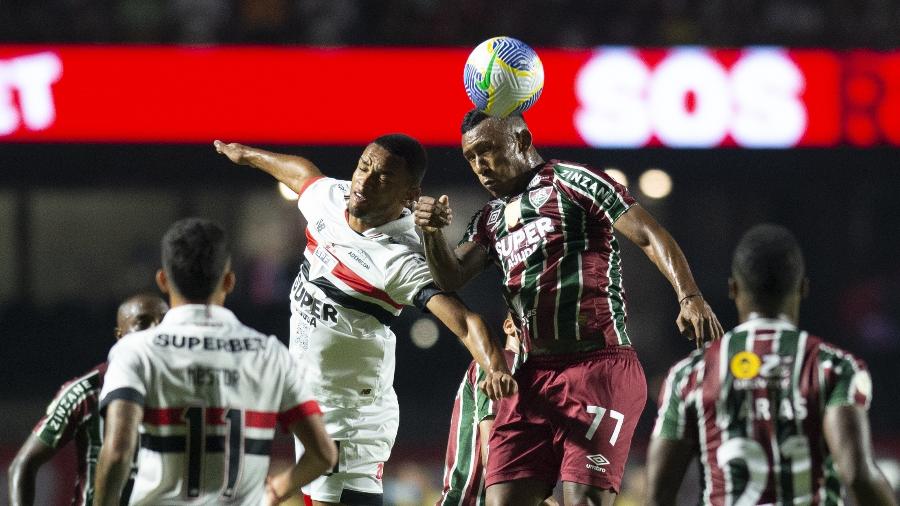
[415, 109, 723, 506]
[7, 294, 168, 506]
[214, 138, 515, 506]
[438, 315, 558, 506]
[648, 224, 896, 505]
[93, 218, 336, 505]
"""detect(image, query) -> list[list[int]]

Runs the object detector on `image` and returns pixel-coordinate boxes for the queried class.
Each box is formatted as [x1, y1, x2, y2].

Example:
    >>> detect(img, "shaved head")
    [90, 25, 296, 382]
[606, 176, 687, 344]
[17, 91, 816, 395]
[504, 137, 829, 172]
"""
[116, 293, 168, 338]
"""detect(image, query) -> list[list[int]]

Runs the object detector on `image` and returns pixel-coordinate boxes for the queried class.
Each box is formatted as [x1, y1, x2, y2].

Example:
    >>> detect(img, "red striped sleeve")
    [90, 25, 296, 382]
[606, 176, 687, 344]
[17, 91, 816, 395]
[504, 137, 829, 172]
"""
[296, 176, 325, 199]
[277, 400, 322, 430]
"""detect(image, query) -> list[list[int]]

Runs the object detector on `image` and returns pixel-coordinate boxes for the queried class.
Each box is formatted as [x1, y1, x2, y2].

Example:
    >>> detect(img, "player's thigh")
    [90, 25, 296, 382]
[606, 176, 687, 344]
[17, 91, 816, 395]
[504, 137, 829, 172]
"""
[562, 481, 617, 506]
[485, 372, 559, 487]
[304, 398, 398, 505]
[486, 478, 556, 506]
[559, 348, 647, 492]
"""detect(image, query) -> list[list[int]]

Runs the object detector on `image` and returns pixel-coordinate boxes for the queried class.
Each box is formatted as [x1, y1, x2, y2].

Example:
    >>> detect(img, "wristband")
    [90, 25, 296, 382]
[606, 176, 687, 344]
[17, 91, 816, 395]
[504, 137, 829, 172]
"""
[679, 293, 702, 304]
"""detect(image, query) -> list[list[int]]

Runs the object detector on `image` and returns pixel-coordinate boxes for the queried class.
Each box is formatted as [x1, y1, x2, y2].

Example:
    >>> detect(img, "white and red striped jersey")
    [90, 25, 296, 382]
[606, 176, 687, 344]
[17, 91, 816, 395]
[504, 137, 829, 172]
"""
[99, 304, 320, 505]
[291, 177, 439, 408]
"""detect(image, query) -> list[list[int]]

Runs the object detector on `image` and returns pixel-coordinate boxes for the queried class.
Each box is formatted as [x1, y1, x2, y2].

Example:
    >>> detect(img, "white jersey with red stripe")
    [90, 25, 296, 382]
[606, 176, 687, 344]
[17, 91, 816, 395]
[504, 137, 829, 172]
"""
[99, 304, 320, 505]
[291, 177, 438, 408]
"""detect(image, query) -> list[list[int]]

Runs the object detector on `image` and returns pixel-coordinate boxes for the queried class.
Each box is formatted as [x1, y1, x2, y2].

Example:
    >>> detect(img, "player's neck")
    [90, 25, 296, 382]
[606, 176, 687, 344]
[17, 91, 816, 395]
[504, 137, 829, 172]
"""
[738, 301, 799, 326]
[346, 208, 403, 234]
[167, 292, 225, 309]
[506, 154, 545, 196]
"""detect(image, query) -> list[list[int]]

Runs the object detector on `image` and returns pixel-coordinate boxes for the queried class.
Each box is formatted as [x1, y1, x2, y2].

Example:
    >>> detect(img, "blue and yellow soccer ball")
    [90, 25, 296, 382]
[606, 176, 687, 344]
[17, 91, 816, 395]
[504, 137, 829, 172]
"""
[464, 36, 544, 117]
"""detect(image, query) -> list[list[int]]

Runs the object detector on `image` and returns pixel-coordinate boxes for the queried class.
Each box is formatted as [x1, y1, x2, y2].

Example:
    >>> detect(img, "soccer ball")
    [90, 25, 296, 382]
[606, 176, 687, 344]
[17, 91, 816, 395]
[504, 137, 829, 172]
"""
[463, 36, 544, 117]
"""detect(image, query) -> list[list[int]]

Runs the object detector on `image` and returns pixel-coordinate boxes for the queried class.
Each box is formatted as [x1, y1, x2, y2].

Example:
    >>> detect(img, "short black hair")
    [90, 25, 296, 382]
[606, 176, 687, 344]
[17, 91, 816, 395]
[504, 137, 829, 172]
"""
[732, 224, 805, 302]
[460, 108, 524, 134]
[372, 133, 427, 184]
[161, 218, 230, 302]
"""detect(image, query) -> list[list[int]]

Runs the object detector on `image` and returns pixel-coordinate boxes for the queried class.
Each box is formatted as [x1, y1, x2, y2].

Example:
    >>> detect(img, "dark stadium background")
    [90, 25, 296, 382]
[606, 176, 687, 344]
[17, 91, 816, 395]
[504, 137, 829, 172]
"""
[1, 1, 899, 505]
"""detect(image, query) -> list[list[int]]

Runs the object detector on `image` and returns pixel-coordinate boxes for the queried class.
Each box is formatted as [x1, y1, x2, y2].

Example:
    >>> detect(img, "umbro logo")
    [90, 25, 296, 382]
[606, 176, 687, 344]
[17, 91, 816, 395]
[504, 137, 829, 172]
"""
[585, 453, 610, 473]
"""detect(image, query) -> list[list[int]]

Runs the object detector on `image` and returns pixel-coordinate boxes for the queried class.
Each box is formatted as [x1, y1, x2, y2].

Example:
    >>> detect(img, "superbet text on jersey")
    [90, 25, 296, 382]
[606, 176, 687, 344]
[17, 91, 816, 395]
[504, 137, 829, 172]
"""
[99, 305, 320, 505]
[290, 177, 438, 408]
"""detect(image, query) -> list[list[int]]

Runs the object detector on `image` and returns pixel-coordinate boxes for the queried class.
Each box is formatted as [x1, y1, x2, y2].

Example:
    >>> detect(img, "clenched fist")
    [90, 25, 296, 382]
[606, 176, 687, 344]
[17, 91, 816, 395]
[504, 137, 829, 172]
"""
[415, 195, 453, 233]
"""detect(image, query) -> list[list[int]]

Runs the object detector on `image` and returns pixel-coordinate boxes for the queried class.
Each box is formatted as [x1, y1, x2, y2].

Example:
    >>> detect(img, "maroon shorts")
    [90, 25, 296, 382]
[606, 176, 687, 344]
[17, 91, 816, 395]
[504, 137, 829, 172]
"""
[485, 346, 647, 493]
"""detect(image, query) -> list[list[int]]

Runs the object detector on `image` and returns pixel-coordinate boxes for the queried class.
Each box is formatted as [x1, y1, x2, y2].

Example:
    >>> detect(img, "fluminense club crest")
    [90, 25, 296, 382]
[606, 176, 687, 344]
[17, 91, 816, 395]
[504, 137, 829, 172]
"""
[529, 187, 552, 208]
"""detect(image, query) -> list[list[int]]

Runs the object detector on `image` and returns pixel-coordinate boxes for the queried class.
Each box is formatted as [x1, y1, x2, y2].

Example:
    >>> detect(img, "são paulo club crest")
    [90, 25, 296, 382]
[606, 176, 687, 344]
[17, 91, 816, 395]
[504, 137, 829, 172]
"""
[529, 187, 552, 208]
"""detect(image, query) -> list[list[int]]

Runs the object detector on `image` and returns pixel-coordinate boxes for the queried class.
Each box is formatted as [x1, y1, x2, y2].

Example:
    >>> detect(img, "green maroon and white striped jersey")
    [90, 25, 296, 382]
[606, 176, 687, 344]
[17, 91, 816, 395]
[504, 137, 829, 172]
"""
[32, 362, 107, 506]
[291, 177, 441, 408]
[99, 305, 321, 505]
[653, 317, 872, 505]
[462, 160, 635, 353]
[438, 350, 519, 506]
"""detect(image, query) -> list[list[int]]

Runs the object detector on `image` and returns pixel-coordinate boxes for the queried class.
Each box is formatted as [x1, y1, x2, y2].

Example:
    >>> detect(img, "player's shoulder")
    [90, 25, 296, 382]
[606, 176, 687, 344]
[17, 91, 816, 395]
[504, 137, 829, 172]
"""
[109, 328, 154, 355]
[299, 177, 350, 207]
[54, 361, 107, 397]
[808, 333, 866, 367]
[669, 346, 708, 378]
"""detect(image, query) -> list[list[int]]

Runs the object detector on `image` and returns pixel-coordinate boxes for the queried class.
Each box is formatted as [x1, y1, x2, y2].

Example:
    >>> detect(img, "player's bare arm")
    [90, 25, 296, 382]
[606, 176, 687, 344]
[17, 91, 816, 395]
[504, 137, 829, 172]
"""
[646, 437, 697, 506]
[415, 195, 489, 291]
[265, 414, 336, 505]
[613, 204, 724, 346]
[7, 434, 57, 506]
[824, 405, 897, 505]
[213, 140, 323, 194]
[426, 293, 516, 400]
[93, 400, 142, 506]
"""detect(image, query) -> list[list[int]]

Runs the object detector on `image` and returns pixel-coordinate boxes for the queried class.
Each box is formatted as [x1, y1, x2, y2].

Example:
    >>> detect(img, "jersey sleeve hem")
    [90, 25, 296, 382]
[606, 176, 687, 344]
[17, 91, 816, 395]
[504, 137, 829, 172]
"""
[99, 387, 145, 416]
[296, 176, 326, 200]
[413, 283, 445, 312]
[277, 400, 322, 430]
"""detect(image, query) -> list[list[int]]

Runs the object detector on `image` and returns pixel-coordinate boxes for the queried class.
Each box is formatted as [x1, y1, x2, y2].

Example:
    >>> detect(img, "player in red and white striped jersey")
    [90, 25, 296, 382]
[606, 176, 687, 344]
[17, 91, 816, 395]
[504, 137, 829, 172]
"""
[648, 224, 896, 505]
[93, 218, 337, 506]
[214, 136, 516, 506]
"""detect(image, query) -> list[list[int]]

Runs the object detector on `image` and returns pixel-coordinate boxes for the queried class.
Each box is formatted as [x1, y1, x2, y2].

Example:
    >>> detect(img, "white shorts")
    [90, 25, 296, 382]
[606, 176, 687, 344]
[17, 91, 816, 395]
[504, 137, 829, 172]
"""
[297, 389, 399, 505]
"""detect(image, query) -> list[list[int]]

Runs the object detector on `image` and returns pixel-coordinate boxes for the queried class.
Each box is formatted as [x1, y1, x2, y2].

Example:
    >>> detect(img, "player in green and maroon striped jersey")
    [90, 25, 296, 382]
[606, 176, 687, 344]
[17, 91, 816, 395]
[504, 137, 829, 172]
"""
[647, 224, 896, 506]
[7, 294, 167, 506]
[414, 109, 723, 506]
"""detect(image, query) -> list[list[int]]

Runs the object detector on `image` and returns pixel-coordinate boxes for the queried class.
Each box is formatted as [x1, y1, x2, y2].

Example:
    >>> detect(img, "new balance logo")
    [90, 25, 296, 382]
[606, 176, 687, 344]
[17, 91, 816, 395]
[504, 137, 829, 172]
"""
[586, 453, 610, 473]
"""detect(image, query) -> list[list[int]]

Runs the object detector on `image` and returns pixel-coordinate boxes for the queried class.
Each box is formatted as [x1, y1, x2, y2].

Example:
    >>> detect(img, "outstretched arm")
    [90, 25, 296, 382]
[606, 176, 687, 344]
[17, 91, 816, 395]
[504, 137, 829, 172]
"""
[614, 205, 723, 346]
[426, 293, 516, 400]
[415, 195, 489, 291]
[213, 140, 324, 195]
[8, 434, 58, 506]
[824, 405, 896, 505]
[93, 400, 142, 506]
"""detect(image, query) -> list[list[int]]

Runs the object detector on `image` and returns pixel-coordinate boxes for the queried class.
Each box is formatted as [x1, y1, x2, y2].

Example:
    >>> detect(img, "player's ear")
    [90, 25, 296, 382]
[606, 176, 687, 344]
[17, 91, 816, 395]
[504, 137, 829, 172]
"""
[222, 270, 236, 295]
[502, 315, 516, 337]
[156, 269, 170, 295]
[728, 277, 737, 300]
[516, 127, 533, 154]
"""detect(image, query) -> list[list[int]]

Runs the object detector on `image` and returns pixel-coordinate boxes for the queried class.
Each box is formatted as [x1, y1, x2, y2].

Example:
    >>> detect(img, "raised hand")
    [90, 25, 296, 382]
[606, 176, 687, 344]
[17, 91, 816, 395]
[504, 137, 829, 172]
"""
[414, 194, 453, 233]
[676, 295, 724, 349]
[213, 140, 250, 165]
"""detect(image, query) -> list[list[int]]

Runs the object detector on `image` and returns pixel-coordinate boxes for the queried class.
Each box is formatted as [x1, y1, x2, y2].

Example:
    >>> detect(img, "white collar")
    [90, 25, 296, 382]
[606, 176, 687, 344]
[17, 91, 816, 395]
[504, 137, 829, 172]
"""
[161, 304, 239, 325]
[733, 313, 797, 333]
[359, 208, 415, 240]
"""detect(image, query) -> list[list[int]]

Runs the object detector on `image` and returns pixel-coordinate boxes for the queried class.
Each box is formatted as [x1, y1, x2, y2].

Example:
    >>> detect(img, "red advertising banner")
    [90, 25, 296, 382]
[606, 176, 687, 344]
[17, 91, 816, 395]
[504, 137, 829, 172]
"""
[0, 45, 898, 147]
